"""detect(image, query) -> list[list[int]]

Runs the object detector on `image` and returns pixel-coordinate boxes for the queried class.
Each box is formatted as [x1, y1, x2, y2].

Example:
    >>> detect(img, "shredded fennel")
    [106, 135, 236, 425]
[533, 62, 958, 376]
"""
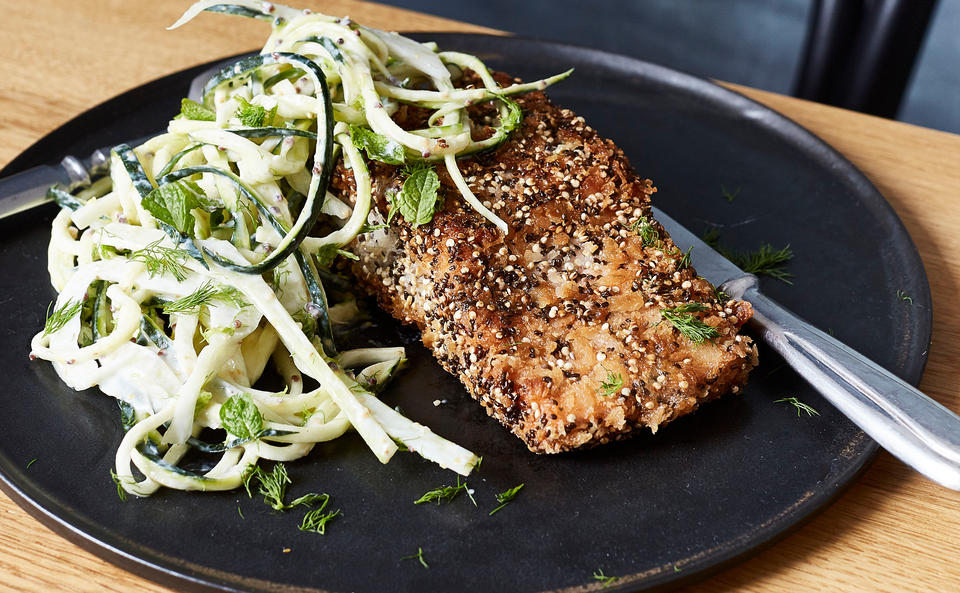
[30, 1, 568, 499]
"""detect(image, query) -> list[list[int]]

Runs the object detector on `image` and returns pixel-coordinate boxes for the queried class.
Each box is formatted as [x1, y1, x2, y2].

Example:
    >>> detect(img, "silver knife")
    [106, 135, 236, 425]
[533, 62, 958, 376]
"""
[0, 59, 230, 220]
[655, 206, 960, 490]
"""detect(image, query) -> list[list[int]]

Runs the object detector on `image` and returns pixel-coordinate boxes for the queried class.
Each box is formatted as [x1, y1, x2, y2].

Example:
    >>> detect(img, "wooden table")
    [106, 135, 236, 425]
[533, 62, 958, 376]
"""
[1, 1, 958, 592]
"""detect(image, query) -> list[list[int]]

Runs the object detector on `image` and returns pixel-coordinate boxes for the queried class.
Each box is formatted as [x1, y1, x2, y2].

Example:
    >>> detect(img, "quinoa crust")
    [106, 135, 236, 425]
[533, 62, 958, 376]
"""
[337, 74, 758, 453]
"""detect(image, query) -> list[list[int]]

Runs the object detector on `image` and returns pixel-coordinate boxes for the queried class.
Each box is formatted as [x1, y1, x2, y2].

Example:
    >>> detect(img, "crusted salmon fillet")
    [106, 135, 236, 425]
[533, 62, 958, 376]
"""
[336, 75, 758, 453]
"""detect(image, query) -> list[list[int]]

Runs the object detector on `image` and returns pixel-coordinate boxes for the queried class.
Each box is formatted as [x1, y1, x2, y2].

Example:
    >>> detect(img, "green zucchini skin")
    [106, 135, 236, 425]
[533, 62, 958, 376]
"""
[198, 52, 336, 275]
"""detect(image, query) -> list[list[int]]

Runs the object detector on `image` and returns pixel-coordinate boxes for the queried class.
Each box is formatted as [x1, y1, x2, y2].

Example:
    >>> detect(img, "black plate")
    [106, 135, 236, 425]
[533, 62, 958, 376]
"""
[0, 34, 931, 593]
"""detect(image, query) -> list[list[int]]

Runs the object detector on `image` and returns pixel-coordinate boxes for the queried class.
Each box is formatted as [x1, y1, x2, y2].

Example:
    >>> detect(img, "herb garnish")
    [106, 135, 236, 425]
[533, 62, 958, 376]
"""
[661, 303, 719, 344]
[414, 476, 476, 506]
[720, 185, 740, 203]
[489, 483, 524, 516]
[298, 496, 339, 534]
[180, 98, 216, 122]
[141, 180, 203, 236]
[401, 547, 429, 569]
[162, 281, 249, 315]
[110, 469, 128, 502]
[358, 221, 388, 234]
[243, 464, 289, 510]
[43, 299, 82, 337]
[388, 164, 442, 227]
[220, 393, 263, 440]
[315, 244, 360, 268]
[271, 267, 290, 296]
[242, 462, 329, 512]
[237, 506, 245, 519]
[725, 243, 794, 284]
[592, 569, 619, 587]
[630, 216, 661, 248]
[597, 369, 623, 397]
[774, 397, 820, 417]
[897, 290, 913, 304]
[131, 239, 190, 281]
[350, 125, 406, 165]
[701, 229, 793, 284]
[235, 96, 274, 128]
[676, 246, 692, 269]
[26, 458, 37, 469]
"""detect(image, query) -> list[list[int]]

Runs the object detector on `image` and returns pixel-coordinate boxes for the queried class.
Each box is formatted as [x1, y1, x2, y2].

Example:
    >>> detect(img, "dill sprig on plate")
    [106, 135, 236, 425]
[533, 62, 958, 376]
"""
[592, 569, 619, 587]
[661, 303, 719, 344]
[109, 469, 129, 502]
[774, 396, 820, 417]
[298, 494, 339, 535]
[724, 243, 794, 283]
[414, 476, 476, 506]
[162, 280, 249, 315]
[701, 229, 794, 284]
[720, 184, 740, 203]
[130, 239, 190, 281]
[43, 299, 83, 336]
[242, 462, 329, 511]
[489, 483, 524, 516]
[401, 547, 429, 569]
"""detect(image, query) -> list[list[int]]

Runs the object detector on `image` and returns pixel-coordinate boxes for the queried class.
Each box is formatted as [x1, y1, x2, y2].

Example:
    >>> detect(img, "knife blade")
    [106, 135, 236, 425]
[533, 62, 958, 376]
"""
[0, 57, 236, 220]
[654, 206, 960, 490]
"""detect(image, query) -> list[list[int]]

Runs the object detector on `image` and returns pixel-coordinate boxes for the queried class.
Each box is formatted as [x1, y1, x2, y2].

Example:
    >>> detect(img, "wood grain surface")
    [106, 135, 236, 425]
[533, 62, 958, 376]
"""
[1, 2, 958, 593]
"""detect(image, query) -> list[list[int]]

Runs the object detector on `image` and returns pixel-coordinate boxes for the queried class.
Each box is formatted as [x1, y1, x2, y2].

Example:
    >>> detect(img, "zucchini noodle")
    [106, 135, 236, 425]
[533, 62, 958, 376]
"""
[30, 1, 568, 498]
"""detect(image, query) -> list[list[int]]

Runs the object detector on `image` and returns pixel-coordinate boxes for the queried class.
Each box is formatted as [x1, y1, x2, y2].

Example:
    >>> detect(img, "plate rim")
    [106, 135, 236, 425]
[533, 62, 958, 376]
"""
[0, 32, 933, 593]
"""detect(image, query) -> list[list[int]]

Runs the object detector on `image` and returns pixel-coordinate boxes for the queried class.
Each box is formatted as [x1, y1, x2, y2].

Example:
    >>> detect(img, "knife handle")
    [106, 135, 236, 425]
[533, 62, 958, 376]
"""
[0, 154, 103, 220]
[742, 286, 960, 490]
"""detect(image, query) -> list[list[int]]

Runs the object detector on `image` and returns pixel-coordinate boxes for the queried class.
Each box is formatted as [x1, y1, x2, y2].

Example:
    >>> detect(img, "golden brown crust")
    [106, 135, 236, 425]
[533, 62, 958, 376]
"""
[337, 76, 758, 453]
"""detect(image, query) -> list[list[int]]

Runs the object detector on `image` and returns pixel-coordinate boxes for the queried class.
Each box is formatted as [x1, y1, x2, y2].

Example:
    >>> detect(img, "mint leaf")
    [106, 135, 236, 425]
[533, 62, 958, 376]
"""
[390, 166, 441, 227]
[180, 98, 216, 122]
[220, 393, 263, 440]
[350, 125, 406, 165]
[141, 181, 202, 235]
[236, 97, 267, 127]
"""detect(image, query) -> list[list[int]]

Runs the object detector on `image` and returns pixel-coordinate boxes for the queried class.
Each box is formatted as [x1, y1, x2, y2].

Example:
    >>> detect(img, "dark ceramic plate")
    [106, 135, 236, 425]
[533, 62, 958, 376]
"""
[0, 34, 931, 593]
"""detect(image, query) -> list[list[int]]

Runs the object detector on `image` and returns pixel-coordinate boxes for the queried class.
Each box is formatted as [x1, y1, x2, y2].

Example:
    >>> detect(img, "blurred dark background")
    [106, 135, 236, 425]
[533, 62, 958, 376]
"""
[380, 0, 960, 134]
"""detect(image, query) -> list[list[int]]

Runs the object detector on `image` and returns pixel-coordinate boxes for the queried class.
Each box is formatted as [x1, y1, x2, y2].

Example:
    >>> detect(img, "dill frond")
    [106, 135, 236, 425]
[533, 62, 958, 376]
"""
[661, 303, 719, 344]
[401, 547, 429, 569]
[162, 280, 249, 315]
[720, 185, 740, 203]
[43, 299, 83, 336]
[722, 243, 794, 284]
[597, 369, 623, 397]
[592, 569, 619, 587]
[489, 483, 524, 516]
[130, 239, 190, 281]
[298, 494, 339, 534]
[414, 476, 475, 506]
[630, 216, 661, 248]
[774, 396, 820, 417]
